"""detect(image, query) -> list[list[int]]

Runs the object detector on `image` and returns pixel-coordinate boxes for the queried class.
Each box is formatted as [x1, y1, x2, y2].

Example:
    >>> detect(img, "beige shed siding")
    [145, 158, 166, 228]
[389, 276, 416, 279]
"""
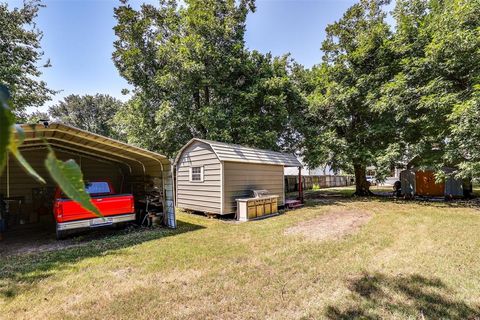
[176, 141, 222, 214]
[223, 162, 284, 214]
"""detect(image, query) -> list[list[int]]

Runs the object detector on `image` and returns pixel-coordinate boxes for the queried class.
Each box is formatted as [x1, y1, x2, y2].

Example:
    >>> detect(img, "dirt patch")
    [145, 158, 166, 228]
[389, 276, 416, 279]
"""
[285, 209, 372, 241]
[0, 237, 82, 256]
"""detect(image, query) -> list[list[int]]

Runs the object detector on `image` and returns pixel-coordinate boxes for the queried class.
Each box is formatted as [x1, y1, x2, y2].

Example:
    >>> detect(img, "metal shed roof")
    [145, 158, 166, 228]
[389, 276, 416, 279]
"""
[175, 138, 302, 167]
[17, 123, 171, 176]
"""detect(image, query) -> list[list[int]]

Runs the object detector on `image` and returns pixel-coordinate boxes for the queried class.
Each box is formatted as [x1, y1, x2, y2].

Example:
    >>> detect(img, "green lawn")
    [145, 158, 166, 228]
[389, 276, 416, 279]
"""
[1, 187, 480, 319]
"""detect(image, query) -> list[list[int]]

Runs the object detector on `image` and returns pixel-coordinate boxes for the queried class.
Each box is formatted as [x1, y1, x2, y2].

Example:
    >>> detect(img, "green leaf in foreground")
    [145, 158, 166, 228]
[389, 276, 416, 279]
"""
[0, 84, 13, 174]
[8, 125, 46, 184]
[1, 85, 45, 183]
[45, 147, 102, 217]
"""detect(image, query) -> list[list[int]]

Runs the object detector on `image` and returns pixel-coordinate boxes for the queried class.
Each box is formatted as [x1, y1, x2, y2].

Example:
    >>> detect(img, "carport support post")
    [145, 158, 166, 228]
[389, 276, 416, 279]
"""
[6, 152, 9, 197]
[1, 153, 7, 241]
[298, 167, 303, 203]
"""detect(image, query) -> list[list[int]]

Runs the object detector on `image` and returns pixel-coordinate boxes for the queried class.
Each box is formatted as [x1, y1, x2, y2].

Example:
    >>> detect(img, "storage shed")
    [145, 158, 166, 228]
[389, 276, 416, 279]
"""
[174, 139, 302, 215]
[400, 169, 472, 198]
[0, 123, 175, 240]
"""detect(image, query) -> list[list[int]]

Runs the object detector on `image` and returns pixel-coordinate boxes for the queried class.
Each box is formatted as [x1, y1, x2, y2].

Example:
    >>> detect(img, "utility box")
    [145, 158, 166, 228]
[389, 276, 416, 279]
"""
[236, 190, 279, 221]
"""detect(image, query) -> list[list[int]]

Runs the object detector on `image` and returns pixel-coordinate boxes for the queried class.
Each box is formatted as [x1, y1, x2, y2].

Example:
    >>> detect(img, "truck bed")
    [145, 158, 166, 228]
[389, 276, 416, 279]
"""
[55, 194, 135, 223]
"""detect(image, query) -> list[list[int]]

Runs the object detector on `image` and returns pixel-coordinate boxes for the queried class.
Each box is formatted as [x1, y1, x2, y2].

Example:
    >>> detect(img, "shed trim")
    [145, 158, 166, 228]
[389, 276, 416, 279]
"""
[220, 161, 224, 214]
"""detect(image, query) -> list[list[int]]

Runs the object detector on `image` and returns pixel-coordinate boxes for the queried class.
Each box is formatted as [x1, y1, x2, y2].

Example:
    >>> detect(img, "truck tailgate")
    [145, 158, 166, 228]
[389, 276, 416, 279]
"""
[56, 194, 134, 223]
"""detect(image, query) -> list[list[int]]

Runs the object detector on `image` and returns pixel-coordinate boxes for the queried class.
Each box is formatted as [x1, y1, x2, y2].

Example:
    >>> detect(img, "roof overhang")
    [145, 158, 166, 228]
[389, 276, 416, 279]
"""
[174, 138, 302, 167]
[17, 123, 171, 176]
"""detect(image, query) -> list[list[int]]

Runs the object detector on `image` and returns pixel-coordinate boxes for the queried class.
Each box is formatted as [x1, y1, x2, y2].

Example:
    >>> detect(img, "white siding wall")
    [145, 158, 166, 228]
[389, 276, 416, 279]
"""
[176, 141, 222, 214]
[223, 162, 284, 214]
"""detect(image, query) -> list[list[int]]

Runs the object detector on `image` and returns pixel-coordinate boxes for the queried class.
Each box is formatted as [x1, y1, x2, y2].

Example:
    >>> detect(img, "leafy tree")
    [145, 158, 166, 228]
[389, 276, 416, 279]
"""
[49, 94, 125, 139]
[113, 0, 304, 157]
[381, 0, 480, 178]
[0, 0, 54, 119]
[424, 0, 480, 178]
[448, 88, 480, 179]
[25, 110, 49, 124]
[302, 0, 396, 195]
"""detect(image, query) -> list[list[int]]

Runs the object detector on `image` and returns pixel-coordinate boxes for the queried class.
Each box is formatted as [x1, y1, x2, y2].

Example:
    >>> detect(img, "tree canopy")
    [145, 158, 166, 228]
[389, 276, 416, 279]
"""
[300, 0, 396, 195]
[299, 0, 480, 193]
[421, 0, 480, 179]
[49, 94, 125, 139]
[112, 0, 480, 192]
[378, 0, 480, 178]
[0, 0, 54, 119]
[113, 0, 305, 157]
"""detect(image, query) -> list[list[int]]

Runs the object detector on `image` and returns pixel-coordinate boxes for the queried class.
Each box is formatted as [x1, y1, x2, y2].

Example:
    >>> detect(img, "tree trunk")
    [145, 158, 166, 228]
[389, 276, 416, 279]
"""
[204, 86, 210, 106]
[194, 89, 201, 110]
[353, 163, 373, 196]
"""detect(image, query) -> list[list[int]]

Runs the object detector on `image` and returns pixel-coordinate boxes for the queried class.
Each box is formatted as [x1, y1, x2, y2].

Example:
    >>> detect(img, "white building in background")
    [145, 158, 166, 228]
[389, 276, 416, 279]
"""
[284, 159, 337, 176]
[284, 160, 402, 179]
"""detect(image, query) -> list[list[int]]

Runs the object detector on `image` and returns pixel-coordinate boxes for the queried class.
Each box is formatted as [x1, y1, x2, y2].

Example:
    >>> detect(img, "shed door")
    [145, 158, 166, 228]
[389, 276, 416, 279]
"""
[415, 171, 444, 197]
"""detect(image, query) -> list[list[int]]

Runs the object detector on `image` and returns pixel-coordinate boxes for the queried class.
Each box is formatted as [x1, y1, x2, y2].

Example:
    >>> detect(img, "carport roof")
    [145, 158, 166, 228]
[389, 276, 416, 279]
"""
[17, 123, 170, 176]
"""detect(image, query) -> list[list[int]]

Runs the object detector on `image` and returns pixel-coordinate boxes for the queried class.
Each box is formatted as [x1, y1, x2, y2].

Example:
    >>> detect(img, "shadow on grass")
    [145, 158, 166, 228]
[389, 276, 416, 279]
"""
[0, 220, 204, 299]
[288, 188, 480, 211]
[326, 272, 480, 319]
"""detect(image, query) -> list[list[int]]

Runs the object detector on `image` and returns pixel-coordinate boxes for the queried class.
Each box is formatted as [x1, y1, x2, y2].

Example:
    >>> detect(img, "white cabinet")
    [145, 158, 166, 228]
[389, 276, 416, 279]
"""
[236, 196, 279, 221]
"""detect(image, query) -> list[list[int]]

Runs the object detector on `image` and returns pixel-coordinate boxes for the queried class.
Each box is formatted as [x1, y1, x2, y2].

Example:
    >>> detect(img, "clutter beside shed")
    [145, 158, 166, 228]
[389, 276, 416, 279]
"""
[174, 139, 302, 220]
[0, 123, 175, 241]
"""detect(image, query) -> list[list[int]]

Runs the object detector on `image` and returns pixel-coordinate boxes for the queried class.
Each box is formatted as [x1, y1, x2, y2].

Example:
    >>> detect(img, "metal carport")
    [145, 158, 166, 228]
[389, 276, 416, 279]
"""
[0, 122, 175, 239]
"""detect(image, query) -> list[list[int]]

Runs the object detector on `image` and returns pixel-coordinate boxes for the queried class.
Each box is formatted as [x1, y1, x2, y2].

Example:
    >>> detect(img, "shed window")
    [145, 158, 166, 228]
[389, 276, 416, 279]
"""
[190, 166, 204, 182]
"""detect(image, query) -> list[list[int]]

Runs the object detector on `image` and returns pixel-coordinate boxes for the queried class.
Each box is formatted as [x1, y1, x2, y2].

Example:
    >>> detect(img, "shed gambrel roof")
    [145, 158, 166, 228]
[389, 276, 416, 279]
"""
[174, 138, 302, 167]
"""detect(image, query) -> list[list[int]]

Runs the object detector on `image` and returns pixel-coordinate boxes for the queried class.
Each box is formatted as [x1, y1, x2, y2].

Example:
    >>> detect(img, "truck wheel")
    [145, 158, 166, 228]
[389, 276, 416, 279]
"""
[136, 209, 144, 225]
[56, 225, 67, 240]
[114, 222, 126, 230]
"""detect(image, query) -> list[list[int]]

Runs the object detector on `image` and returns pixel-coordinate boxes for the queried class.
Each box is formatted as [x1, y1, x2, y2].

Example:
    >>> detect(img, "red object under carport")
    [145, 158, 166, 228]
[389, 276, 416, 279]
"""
[0, 123, 176, 241]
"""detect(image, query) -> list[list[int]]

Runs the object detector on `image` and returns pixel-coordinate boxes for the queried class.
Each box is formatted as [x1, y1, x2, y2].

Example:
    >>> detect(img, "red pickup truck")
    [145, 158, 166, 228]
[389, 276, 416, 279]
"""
[53, 180, 135, 239]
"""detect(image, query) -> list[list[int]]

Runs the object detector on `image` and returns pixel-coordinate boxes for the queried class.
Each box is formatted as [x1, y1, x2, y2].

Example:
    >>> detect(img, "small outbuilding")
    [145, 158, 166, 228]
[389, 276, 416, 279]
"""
[1, 122, 175, 241]
[174, 139, 302, 215]
[400, 168, 472, 198]
[399, 154, 472, 199]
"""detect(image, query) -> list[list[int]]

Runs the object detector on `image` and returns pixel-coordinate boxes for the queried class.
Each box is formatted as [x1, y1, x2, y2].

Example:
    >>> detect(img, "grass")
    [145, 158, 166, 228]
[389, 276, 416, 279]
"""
[1, 187, 480, 319]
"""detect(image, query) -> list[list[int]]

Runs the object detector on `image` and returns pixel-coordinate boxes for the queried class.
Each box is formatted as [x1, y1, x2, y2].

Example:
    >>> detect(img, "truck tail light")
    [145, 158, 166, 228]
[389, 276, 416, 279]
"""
[55, 203, 63, 218]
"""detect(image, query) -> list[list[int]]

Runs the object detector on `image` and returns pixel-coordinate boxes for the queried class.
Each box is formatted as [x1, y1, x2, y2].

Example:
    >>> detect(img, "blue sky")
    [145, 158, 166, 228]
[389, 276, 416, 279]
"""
[7, 0, 375, 112]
